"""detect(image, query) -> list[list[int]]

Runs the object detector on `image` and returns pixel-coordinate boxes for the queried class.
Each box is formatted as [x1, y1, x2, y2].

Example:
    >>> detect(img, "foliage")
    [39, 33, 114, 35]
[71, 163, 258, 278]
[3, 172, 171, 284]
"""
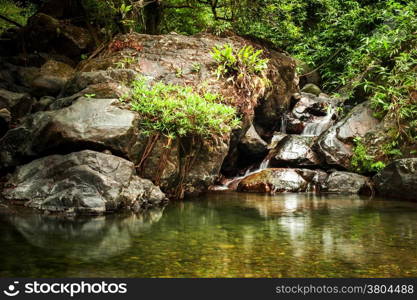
[351, 137, 386, 174]
[129, 77, 240, 139]
[0, 0, 35, 33]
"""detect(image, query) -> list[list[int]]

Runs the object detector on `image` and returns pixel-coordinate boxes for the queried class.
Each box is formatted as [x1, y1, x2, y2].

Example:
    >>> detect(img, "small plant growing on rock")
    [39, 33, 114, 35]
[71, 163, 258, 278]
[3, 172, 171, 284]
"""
[351, 137, 386, 174]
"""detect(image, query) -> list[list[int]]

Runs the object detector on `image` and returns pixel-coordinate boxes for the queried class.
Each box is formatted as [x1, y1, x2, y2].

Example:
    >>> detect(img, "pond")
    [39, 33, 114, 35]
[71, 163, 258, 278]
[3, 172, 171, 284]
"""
[1, 192, 417, 277]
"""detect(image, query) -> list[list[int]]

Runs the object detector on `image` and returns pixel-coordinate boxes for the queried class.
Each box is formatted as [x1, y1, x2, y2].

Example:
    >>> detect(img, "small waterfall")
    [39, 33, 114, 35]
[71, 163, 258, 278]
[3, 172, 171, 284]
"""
[302, 107, 335, 137]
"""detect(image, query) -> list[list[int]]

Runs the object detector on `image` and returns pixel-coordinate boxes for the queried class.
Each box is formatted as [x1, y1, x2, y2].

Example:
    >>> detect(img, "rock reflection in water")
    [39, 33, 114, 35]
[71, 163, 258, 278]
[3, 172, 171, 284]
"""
[1, 193, 417, 277]
[1, 208, 164, 261]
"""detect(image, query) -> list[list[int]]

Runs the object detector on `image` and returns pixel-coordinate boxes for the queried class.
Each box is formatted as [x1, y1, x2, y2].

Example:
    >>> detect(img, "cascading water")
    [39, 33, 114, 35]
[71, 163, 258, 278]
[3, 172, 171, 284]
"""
[302, 107, 335, 137]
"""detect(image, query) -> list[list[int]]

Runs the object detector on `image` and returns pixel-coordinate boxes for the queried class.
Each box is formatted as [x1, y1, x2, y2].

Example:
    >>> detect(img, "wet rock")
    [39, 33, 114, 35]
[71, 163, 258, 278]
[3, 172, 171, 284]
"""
[2, 150, 167, 215]
[269, 135, 321, 167]
[316, 101, 380, 169]
[0, 89, 34, 121]
[238, 124, 268, 157]
[373, 159, 417, 201]
[238, 168, 327, 193]
[301, 83, 321, 96]
[286, 92, 337, 135]
[321, 171, 372, 194]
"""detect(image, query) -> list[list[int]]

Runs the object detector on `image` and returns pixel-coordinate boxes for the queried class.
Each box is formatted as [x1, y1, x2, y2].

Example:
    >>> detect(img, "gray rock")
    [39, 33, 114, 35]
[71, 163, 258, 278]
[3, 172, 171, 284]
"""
[2, 150, 167, 215]
[322, 171, 371, 194]
[316, 101, 380, 169]
[0, 89, 34, 120]
[238, 124, 268, 157]
[373, 158, 417, 201]
[270, 135, 321, 167]
[31, 75, 66, 97]
[32, 96, 56, 112]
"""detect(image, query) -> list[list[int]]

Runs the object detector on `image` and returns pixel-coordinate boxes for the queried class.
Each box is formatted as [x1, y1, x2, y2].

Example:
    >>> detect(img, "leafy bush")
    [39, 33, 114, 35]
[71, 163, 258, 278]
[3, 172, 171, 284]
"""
[351, 137, 386, 174]
[129, 77, 240, 139]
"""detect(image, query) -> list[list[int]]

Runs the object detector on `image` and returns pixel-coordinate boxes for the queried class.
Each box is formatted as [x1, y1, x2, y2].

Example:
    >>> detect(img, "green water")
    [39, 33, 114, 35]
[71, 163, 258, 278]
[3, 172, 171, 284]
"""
[1, 192, 417, 278]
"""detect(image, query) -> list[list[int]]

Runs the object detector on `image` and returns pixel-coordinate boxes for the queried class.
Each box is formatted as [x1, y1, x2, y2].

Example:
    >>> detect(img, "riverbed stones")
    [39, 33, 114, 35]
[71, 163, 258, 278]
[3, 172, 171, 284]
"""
[2, 150, 167, 215]
[238, 124, 268, 158]
[373, 158, 417, 201]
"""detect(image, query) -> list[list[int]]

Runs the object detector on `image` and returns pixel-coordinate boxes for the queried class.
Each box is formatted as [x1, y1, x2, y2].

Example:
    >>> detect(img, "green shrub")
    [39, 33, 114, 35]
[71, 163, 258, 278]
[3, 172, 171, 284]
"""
[129, 77, 240, 139]
[351, 137, 386, 174]
[210, 44, 269, 79]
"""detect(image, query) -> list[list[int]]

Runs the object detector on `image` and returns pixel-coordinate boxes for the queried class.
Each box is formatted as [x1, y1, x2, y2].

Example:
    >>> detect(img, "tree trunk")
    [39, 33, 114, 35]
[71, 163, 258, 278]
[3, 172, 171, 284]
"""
[144, 0, 163, 35]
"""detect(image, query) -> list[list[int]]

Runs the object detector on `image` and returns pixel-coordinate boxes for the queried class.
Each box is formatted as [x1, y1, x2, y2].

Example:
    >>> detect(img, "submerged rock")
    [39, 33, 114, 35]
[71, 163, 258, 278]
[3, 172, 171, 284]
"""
[316, 101, 380, 169]
[2, 150, 167, 215]
[321, 171, 372, 194]
[373, 159, 417, 201]
[238, 168, 327, 193]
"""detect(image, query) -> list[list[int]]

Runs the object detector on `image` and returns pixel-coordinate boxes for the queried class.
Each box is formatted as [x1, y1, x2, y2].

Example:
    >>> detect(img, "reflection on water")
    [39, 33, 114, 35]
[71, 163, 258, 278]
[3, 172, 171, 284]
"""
[0, 193, 417, 278]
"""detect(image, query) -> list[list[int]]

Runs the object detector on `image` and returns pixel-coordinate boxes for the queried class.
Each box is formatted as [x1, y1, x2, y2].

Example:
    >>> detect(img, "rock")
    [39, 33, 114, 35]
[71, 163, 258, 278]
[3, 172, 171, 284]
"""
[32, 96, 55, 112]
[0, 97, 229, 198]
[269, 135, 321, 167]
[2, 150, 167, 215]
[316, 101, 380, 169]
[0, 97, 137, 169]
[0, 108, 11, 137]
[321, 171, 372, 194]
[287, 92, 337, 136]
[238, 168, 327, 193]
[238, 124, 268, 157]
[23, 13, 93, 59]
[373, 159, 417, 201]
[301, 83, 321, 96]
[0, 89, 34, 121]
[30, 60, 76, 97]
[31, 75, 65, 97]
[297, 61, 321, 87]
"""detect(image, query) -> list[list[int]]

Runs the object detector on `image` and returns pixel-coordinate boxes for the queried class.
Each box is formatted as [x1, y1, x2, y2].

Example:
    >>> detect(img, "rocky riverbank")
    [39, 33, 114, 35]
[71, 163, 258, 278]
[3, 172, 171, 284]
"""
[0, 8, 416, 216]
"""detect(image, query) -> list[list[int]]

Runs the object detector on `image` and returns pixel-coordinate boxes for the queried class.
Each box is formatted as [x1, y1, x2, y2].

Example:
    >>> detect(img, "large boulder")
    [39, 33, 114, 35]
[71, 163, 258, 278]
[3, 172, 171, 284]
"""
[269, 135, 321, 167]
[373, 159, 417, 201]
[2, 150, 167, 215]
[0, 97, 229, 198]
[316, 101, 380, 169]
[0, 97, 137, 169]
[321, 171, 372, 194]
[238, 168, 327, 193]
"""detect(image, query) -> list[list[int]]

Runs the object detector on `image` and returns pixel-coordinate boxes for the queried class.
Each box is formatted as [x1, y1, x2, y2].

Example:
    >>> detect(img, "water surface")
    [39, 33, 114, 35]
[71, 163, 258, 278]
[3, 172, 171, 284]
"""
[1, 192, 417, 277]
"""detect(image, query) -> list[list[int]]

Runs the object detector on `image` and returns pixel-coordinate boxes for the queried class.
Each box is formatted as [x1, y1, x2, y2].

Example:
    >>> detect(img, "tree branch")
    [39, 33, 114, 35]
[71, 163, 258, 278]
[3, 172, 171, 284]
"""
[0, 14, 23, 28]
